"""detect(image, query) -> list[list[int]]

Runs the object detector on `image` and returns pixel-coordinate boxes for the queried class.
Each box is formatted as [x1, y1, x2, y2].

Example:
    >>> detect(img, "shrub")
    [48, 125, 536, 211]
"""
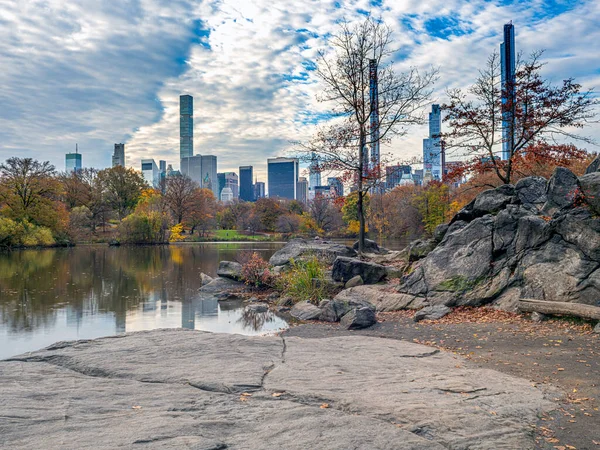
[241, 252, 274, 288]
[119, 211, 165, 244]
[169, 223, 185, 242]
[278, 256, 328, 304]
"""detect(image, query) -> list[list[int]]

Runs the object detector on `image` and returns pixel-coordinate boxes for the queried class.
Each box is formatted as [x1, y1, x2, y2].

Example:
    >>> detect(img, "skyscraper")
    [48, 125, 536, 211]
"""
[369, 59, 380, 174]
[254, 182, 265, 200]
[308, 153, 321, 200]
[159, 160, 167, 191]
[239, 166, 254, 201]
[65, 145, 82, 173]
[223, 172, 239, 199]
[327, 177, 344, 197]
[200, 155, 218, 199]
[297, 177, 308, 204]
[141, 159, 159, 188]
[112, 143, 125, 167]
[422, 104, 442, 180]
[501, 22, 516, 161]
[268, 157, 299, 200]
[180, 155, 203, 185]
[386, 165, 412, 190]
[217, 173, 226, 199]
[180, 95, 193, 160]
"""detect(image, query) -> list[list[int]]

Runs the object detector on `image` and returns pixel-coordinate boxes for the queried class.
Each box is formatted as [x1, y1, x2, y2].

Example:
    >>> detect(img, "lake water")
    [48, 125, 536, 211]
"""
[0, 243, 288, 360]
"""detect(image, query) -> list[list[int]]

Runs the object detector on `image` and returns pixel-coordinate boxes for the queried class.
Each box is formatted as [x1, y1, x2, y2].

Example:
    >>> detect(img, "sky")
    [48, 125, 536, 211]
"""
[0, 0, 599, 181]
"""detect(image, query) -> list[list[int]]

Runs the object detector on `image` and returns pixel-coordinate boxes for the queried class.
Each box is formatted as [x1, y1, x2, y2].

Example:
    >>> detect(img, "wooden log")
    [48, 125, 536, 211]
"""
[518, 299, 600, 321]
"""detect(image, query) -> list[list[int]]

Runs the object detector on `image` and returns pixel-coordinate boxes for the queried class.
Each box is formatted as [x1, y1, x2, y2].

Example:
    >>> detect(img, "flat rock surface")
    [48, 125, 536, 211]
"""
[1, 329, 556, 449]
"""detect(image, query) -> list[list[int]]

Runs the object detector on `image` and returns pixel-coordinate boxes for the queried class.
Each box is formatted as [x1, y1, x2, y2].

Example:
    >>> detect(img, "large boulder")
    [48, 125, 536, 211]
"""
[217, 261, 243, 281]
[579, 172, 600, 215]
[515, 176, 547, 206]
[352, 239, 388, 254]
[340, 307, 377, 330]
[543, 167, 580, 214]
[290, 301, 322, 321]
[199, 276, 244, 294]
[334, 285, 424, 312]
[472, 186, 514, 216]
[319, 295, 375, 322]
[269, 239, 356, 266]
[408, 239, 436, 262]
[332, 256, 387, 285]
[585, 155, 600, 174]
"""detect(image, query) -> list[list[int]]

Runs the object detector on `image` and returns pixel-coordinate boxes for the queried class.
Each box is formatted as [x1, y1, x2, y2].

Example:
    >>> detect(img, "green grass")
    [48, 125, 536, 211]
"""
[193, 230, 277, 242]
[277, 256, 329, 304]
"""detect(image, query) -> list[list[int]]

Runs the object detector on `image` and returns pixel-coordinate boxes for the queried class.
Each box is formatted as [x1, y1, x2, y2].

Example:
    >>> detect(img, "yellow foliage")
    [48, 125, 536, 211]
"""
[169, 223, 185, 242]
[299, 213, 324, 236]
[346, 220, 367, 235]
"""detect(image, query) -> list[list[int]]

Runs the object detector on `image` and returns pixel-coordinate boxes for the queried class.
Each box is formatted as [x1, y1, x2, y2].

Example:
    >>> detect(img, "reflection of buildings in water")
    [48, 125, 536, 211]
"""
[181, 297, 219, 329]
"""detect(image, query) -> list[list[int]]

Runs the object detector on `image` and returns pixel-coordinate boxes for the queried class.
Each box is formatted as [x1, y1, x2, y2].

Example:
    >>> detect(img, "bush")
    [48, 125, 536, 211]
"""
[0, 218, 56, 247]
[119, 211, 165, 244]
[241, 252, 274, 288]
[277, 256, 328, 303]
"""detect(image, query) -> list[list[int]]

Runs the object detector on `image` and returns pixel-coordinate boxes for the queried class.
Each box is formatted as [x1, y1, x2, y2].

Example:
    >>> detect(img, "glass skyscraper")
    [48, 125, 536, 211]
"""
[180, 95, 193, 160]
[501, 22, 516, 161]
[239, 166, 254, 201]
[141, 159, 159, 188]
[180, 155, 203, 186]
[201, 155, 218, 199]
[65, 151, 82, 173]
[268, 157, 298, 200]
[422, 104, 442, 181]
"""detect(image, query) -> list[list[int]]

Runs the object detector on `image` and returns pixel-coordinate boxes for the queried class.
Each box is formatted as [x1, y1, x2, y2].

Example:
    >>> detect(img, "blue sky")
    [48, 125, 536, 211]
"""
[0, 0, 598, 180]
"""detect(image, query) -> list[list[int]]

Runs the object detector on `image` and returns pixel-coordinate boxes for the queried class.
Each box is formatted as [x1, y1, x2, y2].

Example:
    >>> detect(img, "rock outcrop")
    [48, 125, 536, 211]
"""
[1, 329, 556, 449]
[290, 301, 322, 321]
[398, 164, 600, 310]
[269, 239, 356, 266]
[332, 256, 387, 285]
[217, 261, 243, 281]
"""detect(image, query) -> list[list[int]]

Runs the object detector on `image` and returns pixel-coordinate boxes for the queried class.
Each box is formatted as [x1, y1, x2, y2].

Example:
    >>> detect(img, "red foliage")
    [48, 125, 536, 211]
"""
[241, 252, 274, 288]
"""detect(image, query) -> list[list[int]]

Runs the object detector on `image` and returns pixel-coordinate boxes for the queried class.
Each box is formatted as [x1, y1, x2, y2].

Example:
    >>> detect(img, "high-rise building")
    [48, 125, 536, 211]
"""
[386, 165, 412, 190]
[327, 177, 344, 197]
[159, 160, 167, 191]
[141, 159, 159, 188]
[223, 172, 238, 199]
[297, 177, 308, 204]
[413, 169, 424, 186]
[239, 166, 254, 201]
[200, 155, 218, 198]
[268, 157, 299, 200]
[180, 155, 203, 185]
[308, 153, 321, 200]
[180, 95, 193, 160]
[501, 22, 516, 161]
[217, 173, 226, 199]
[112, 143, 125, 167]
[314, 185, 332, 197]
[422, 104, 442, 180]
[65, 145, 82, 173]
[254, 181, 265, 200]
[369, 59, 380, 175]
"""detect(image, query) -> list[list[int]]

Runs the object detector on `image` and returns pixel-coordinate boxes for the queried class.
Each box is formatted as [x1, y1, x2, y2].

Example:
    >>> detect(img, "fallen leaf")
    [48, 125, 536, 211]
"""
[320, 403, 329, 409]
[272, 392, 284, 397]
[132, 405, 142, 410]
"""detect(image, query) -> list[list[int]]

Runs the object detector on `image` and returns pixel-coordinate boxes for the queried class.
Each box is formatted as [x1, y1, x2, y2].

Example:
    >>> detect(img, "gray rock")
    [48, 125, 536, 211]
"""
[384, 265, 404, 279]
[319, 295, 375, 322]
[352, 239, 388, 254]
[199, 276, 244, 294]
[408, 239, 436, 262]
[269, 239, 356, 266]
[579, 172, 600, 215]
[216, 261, 243, 281]
[433, 223, 449, 243]
[1, 330, 556, 450]
[199, 272, 214, 286]
[585, 155, 600, 174]
[318, 299, 331, 309]
[594, 322, 600, 333]
[345, 275, 364, 288]
[543, 167, 580, 213]
[335, 285, 422, 312]
[332, 256, 387, 285]
[276, 296, 294, 307]
[414, 305, 452, 322]
[515, 176, 547, 205]
[340, 307, 377, 329]
[245, 303, 269, 313]
[473, 186, 514, 215]
[290, 301, 322, 321]
[530, 312, 547, 322]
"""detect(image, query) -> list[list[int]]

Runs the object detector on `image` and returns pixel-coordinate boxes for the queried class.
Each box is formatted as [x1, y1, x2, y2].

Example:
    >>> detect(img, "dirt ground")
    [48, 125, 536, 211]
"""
[282, 309, 600, 450]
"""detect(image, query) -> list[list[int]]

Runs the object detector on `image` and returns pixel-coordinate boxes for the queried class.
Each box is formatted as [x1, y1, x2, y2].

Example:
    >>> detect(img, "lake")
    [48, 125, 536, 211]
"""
[0, 243, 288, 360]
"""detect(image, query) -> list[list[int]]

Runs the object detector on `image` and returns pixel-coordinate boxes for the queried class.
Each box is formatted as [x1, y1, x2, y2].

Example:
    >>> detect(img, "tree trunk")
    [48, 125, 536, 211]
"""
[518, 299, 600, 320]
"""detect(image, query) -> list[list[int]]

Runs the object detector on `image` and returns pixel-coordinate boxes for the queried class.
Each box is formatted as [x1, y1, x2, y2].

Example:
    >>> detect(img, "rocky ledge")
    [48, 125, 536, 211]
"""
[1, 329, 555, 449]
[399, 161, 600, 311]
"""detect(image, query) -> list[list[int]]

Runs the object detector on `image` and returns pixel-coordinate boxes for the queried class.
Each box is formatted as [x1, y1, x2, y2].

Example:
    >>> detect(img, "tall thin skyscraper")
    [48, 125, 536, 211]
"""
[66, 144, 82, 173]
[369, 59, 380, 175]
[112, 143, 125, 167]
[180, 95, 193, 160]
[501, 22, 516, 161]
[308, 152, 321, 199]
[239, 166, 254, 201]
[422, 104, 442, 181]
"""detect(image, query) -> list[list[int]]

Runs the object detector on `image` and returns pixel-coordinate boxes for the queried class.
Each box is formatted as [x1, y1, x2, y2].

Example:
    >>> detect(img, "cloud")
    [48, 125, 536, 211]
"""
[0, 0, 598, 180]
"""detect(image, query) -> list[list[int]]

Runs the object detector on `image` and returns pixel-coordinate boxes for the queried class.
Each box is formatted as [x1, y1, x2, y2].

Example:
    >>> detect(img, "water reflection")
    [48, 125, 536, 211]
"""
[0, 243, 287, 359]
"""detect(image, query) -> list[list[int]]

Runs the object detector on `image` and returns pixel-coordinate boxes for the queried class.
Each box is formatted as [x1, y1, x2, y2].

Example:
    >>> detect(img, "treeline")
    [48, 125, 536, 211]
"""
[0, 152, 593, 248]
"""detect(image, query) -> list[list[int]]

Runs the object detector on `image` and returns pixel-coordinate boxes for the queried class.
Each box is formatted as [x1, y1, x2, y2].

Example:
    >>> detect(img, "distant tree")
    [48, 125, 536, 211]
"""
[276, 213, 301, 234]
[299, 17, 436, 252]
[164, 175, 198, 224]
[253, 197, 283, 232]
[98, 166, 146, 220]
[414, 182, 454, 235]
[443, 51, 597, 185]
[61, 168, 110, 233]
[307, 195, 337, 231]
[186, 188, 216, 236]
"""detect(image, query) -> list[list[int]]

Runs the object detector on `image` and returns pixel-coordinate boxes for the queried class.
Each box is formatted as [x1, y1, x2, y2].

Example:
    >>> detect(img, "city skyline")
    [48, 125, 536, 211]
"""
[1, 1, 599, 180]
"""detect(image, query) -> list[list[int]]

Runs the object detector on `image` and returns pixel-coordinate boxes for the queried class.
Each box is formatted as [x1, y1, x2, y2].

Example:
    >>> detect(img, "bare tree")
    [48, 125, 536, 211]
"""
[164, 175, 199, 224]
[307, 195, 337, 231]
[298, 17, 436, 252]
[186, 188, 216, 236]
[443, 51, 597, 184]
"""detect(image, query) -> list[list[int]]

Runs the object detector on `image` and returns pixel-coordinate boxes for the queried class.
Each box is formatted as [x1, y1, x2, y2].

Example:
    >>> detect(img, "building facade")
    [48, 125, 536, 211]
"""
[297, 177, 308, 204]
[423, 104, 442, 181]
[254, 182, 265, 200]
[239, 166, 254, 201]
[220, 187, 234, 203]
[501, 22, 516, 161]
[223, 172, 239, 199]
[65, 151, 82, 173]
[369, 59, 380, 174]
[180, 95, 193, 160]
[268, 157, 299, 200]
[180, 155, 203, 186]
[141, 159, 159, 188]
[327, 177, 344, 197]
[200, 155, 218, 199]
[112, 143, 125, 167]
[308, 153, 321, 200]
